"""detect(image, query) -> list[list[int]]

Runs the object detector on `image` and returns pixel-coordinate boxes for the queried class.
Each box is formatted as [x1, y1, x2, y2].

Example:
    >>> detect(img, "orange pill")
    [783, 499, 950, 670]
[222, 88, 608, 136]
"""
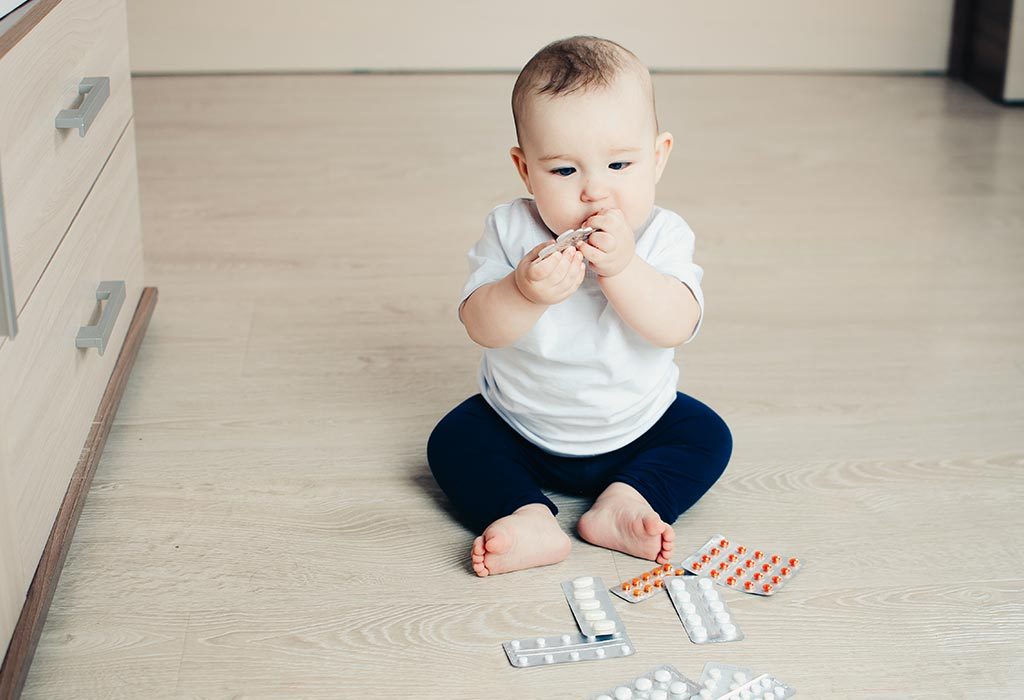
[771, 555, 782, 564]
[737, 546, 747, 555]
[761, 564, 772, 572]
[633, 588, 642, 598]
[753, 572, 764, 581]
[632, 578, 641, 586]
[762, 583, 774, 593]
[754, 550, 764, 559]
[643, 584, 653, 593]
[654, 579, 664, 588]
[726, 576, 737, 586]
[701, 554, 712, 563]
[727, 554, 738, 563]
[735, 568, 746, 577]
[675, 568, 685, 576]
[772, 576, 782, 584]
[652, 567, 663, 577]
[710, 547, 721, 556]
[781, 567, 792, 577]
[692, 562, 703, 571]
[710, 570, 720, 579]
[744, 581, 754, 591]
[719, 562, 729, 571]
[621, 582, 632, 591]
[642, 573, 652, 582]
[744, 559, 755, 568]
[662, 563, 673, 573]
[789, 558, 800, 567]
[719, 539, 730, 547]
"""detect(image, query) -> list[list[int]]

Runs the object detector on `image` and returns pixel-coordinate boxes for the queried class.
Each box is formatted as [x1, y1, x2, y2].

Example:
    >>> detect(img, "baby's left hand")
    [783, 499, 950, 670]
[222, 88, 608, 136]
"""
[578, 209, 635, 277]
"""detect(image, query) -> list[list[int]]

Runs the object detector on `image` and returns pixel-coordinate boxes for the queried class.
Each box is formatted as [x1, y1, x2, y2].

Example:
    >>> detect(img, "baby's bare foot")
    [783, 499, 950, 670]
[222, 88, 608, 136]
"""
[577, 482, 675, 563]
[471, 504, 571, 577]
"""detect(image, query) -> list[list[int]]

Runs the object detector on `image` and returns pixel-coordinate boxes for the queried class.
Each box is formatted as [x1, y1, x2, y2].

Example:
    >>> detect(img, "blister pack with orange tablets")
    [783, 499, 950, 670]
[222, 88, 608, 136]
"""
[610, 562, 689, 603]
[682, 534, 802, 596]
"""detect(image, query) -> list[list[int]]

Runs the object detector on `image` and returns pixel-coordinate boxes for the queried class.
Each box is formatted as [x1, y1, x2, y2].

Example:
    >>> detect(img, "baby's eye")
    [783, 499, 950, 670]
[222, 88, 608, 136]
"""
[551, 167, 576, 177]
[609, 161, 631, 171]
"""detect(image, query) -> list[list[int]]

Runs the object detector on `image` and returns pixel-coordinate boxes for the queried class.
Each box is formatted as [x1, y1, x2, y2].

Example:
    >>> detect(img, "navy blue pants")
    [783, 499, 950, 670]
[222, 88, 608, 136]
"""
[427, 393, 732, 533]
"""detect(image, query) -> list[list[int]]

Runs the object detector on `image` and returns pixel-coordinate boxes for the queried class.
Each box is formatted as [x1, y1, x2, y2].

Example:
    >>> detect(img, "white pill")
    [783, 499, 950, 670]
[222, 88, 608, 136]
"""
[570, 651, 580, 661]
[761, 678, 773, 690]
[715, 611, 731, 624]
[709, 668, 722, 680]
[671, 580, 689, 594]
[593, 620, 616, 634]
[698, 578, 713, 590]
[560, 634, 571, 644]
[596, 647, 606, 657]
[517, 656, 528, 666]
[585, 610, 608, 621]
[654, 669, 672, 683]
[734, 672, 748, 683]
[614, 686, 632, 699]
[622, 644, 632, 654]
[535, 637, 546, 647]
[573, 588, 596, 600]
[703, 679, 717, 690]
[685, 613, 702, 626]
[721, 623, 737, 637]
[635, 677, 653, 691]
[579, 599, 602, 610]
[573, 576, 594, 588]
[510, 639, 520, 649]
[774, 689, 785, 698]
[544, 654, 554, 664]
[691, 626, 708, 640]
[681, 602, 697, 614]
[651, 690, 669, 700]
[709, 600, 724, 612]
[703, 588, 719, 601]
[670, 681, 688, 694]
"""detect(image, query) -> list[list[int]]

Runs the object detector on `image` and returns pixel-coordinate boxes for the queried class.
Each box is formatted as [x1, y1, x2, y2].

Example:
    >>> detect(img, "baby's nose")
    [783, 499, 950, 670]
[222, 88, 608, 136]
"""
[580, 177, 609, 202]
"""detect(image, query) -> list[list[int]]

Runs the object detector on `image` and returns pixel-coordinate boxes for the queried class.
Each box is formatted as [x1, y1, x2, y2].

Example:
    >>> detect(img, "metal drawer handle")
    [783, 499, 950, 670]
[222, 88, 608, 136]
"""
[76, 281, 125, 356]
[55, 77, 110, 137]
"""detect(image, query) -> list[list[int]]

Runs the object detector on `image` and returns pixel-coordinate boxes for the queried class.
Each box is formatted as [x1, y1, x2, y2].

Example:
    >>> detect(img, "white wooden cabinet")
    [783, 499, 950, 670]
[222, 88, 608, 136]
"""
[0, 0, 145, 662]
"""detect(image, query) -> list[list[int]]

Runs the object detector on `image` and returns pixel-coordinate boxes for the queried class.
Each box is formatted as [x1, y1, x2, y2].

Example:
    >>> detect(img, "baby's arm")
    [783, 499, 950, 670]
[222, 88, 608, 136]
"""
[599, 258, 701, 348]
[461, 244, 586, 348]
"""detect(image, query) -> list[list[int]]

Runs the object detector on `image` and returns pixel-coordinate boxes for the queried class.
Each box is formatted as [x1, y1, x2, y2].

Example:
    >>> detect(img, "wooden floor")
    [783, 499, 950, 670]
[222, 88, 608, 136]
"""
[19, 73, 1024, 698]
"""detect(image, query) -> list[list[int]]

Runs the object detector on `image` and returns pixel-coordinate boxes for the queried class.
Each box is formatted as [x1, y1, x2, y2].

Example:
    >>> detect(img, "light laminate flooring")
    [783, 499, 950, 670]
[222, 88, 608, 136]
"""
[19, 73, 1024, 698]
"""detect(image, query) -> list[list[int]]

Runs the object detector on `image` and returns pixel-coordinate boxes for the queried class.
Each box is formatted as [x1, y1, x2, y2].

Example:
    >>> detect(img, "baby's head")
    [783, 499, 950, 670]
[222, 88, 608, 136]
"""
[510, 36, 673, 236]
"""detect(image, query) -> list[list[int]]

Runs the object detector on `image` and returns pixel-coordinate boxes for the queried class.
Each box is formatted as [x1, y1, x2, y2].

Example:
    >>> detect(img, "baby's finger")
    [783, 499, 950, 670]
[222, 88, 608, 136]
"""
[527, 250, 561, 280]
[587, 230, 615, 252]
[578, 241, 604, 262]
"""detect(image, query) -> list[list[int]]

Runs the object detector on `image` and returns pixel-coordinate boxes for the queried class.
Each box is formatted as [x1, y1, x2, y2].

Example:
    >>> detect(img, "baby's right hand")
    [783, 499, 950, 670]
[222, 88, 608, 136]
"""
[514, 242, 587, 306]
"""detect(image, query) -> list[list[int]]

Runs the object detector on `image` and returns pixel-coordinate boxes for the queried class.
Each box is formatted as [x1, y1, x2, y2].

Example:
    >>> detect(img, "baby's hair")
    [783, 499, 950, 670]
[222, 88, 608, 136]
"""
[512, 36, 655, 145]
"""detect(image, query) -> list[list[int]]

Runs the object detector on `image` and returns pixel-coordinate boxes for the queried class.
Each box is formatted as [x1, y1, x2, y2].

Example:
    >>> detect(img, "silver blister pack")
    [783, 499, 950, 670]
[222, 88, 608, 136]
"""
[718, 673, 795, 699]
[588, 664, 701, 700]
[681, 534, 802, 596]
[502, 631, 634, 668]
[698, 663, 757, 699]
[665, 576, 743, 644]
[562, 576, 623, 638]
[538, 226, 594, 259]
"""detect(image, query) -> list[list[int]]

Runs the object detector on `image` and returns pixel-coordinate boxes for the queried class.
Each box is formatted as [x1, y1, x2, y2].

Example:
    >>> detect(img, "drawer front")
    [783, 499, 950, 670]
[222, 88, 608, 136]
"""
[0, 119, 143, 588]
[0, 0, 132, 320]
[0, 472, 19, 659]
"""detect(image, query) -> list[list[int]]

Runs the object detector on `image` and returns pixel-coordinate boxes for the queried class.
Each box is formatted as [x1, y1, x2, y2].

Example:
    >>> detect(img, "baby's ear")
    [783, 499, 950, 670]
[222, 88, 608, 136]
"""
[654, 132, 674, 184]
[510, 146, 534, 195]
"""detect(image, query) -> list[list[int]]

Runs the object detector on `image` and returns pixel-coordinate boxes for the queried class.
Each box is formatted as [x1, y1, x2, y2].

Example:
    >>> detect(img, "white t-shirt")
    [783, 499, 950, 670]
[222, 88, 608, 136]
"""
[460, 198, 705, 457]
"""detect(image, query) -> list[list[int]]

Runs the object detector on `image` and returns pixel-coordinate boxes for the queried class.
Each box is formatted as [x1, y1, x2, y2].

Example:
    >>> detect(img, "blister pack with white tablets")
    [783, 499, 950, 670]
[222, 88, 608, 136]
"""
[538, 226, 594, 259]
[682, 535, 802, 596]
[717, 673, 795, 699]
[502, 631, 634, 668]
[562, 576, 623, 638]
[665, 576, 743, 644]
[588, 664, 701, 700]
[698, 663, 756, 699]
[611, 562, 689, 603]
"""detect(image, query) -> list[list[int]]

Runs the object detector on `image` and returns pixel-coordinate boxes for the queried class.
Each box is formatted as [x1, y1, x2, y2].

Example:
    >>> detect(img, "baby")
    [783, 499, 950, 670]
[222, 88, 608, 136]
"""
[427, 36, 733, 576]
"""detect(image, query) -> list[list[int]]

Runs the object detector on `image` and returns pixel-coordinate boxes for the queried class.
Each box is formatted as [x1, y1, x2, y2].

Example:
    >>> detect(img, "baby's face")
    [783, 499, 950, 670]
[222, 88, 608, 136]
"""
[511, 70, 672, 236]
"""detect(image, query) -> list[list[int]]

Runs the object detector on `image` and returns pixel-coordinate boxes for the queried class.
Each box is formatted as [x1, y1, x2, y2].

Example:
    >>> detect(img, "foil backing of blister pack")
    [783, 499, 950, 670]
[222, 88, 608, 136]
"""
[718, 672, 796, 699]
[682, 534, 802, 596]
[562, 576, 623, 638]
[538, 226, 594, 259]
[699, 663, 756, 699]
[665, 576, 744, 644]
[589, 664, 701, 700]
[502, 631, 634, 668]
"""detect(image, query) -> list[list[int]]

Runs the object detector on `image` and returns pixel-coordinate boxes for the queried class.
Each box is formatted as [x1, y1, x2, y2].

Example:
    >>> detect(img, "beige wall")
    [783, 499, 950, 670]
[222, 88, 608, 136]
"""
[126, 1, 955, 74]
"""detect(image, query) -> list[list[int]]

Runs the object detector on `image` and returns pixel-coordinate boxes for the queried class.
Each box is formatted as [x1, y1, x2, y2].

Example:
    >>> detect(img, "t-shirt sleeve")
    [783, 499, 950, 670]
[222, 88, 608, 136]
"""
[458, 209, 516, 315]
[647, 217, 705, 344]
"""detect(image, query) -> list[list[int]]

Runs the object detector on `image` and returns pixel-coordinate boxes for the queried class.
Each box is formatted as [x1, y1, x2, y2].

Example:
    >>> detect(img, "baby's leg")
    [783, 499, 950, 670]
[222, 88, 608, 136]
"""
[578, 393, 732, 561]
[427, 395, 571, 576]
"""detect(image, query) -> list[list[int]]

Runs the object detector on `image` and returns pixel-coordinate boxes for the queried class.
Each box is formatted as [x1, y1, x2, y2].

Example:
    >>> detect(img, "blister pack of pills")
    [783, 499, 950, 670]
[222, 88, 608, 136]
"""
[717, 673, 795, 699]
[502, 631, 634, 668]
[698, 663, 755, 699]
[562, 576, 623, 638]
[611, 562, 689, 603]
[538, 226, 594, 259]
[682, 535, 802, 596]
[588, 664, 701, 700]
[665, 576, 743, 644]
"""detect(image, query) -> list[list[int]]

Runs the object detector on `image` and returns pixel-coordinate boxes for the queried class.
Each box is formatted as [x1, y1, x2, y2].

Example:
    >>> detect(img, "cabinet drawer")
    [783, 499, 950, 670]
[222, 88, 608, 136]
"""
[0, 0, 132, 319]
[0, 475, 19, 660]
[0, 119, 142, 587]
